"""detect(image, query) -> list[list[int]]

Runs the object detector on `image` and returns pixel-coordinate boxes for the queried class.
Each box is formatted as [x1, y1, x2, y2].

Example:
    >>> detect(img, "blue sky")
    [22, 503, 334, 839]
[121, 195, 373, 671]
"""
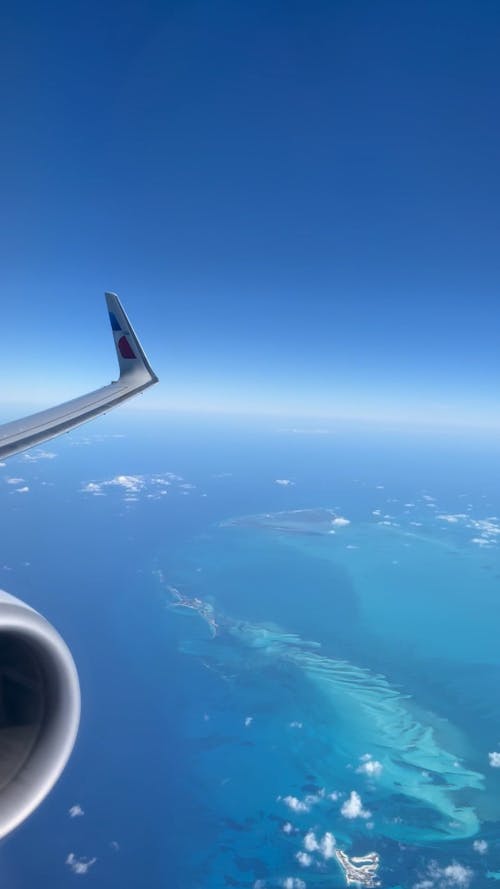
[2, 0, 500, 426]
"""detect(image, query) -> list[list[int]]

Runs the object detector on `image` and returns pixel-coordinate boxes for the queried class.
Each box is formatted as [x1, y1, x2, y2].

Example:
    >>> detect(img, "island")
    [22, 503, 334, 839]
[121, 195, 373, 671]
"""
[167, 584, 218, 637]
[222, 508, 350, 536]
[334, 849, 380, 887]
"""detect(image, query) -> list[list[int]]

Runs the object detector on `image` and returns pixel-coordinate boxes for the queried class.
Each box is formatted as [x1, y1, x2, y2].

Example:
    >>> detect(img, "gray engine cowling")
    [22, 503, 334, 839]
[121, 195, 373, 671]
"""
[0, 590, 80, 838]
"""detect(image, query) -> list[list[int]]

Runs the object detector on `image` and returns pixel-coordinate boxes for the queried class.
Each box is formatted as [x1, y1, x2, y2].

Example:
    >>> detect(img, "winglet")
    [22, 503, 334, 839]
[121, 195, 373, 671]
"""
[0, 293, 158, 460]
[105, 292, 159, 385]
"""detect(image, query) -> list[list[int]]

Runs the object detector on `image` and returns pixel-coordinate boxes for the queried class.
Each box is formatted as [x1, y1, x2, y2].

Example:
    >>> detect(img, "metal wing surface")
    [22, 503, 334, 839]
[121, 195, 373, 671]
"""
[0, 292, 158, 460]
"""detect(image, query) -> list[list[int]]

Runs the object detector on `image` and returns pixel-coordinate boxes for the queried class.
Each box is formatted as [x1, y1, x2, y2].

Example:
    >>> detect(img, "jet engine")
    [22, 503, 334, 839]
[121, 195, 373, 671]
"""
[0, 590, 80, 838]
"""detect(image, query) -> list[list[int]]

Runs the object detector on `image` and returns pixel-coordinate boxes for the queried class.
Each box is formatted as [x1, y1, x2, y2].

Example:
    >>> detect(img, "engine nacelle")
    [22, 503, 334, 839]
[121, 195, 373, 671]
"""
[0, 590, 80, 838]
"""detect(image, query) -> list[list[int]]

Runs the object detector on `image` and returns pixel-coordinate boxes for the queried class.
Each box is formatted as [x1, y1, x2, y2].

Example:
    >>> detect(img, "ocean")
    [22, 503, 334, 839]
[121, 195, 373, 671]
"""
[1, 413, 500, 887]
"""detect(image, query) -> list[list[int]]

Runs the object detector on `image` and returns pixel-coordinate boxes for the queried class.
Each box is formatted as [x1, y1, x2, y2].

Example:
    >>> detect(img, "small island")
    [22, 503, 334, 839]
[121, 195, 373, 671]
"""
[335, 849, 380, 887]
[223, 508, 350, 536]
[167, 585, 218, 637]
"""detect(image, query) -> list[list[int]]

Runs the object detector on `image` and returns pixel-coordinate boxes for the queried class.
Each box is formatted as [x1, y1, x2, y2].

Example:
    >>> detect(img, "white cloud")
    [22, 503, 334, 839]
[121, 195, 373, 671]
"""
[319, 832, 336, 859]
[81, 471, 189, 501]
[15, 486, 29, 493]
[6, 477, 24, 484]
[356, 754, 383, 777]
[303, 831, 319, 852]
[282, 880, 306, 889]
[281, 795, 310, 813]
[156, 472, 183, 483]
[439, 862, 473, 887]
[331, 516, 350, 527]
[66, 853, 97, 875]
[22, 450, 57, 462]
[275, 479, 295, 486]
[414, 861, 473, 888]
[68, 805, 84, 818]
[340, 790, 371, 819]
[81, 482, 104, 495]
[289, 721, 303, 729]
[472, 839, 487, 854]
[489, 751, 500, 767]
[436, 514, 467, 524]
[296, 852, 312, 867]
[282, 822, 294, 834]
[468, 517, 500, 540]
[244, 716, 253, 727]
[109, 474, 143, 492]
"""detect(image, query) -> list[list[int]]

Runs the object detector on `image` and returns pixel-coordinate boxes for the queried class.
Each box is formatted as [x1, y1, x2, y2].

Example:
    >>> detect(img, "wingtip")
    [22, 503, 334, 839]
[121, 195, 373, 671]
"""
[104, 291, 158, 386]
[105, 291, 119, 307]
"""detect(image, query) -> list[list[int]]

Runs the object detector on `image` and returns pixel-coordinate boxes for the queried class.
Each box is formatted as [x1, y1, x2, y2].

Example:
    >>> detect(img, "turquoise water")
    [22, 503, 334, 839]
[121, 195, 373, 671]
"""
[3, 416, 500, 888]
[159, 498, 500, 887]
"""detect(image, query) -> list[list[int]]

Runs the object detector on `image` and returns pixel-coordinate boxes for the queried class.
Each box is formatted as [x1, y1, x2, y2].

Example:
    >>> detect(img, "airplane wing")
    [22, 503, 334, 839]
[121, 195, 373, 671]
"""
[0, 292, 158, 460]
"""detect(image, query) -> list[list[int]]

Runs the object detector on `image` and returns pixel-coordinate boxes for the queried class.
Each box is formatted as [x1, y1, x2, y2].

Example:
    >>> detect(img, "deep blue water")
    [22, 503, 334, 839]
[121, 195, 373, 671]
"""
[1, 412, 500, 887]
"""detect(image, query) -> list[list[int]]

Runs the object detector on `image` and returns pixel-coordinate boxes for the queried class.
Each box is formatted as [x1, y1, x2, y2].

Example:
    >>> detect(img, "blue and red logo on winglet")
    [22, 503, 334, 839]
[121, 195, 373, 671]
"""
[110, 311, 136, 359]
[118, 336, 137, 360]
[109, 312, 121, 332]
